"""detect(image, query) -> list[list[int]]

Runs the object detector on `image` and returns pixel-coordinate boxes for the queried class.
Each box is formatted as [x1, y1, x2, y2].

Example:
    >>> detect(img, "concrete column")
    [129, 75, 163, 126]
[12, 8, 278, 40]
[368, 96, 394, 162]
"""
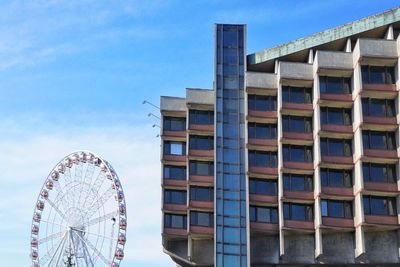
[188, 236, 193, 260]
[315, 227, 323, 258]
[385, 25, 394, 40]
[345, 38, 352, 52]
[355, 224, 365, 258]
[308, 49, 314, 64]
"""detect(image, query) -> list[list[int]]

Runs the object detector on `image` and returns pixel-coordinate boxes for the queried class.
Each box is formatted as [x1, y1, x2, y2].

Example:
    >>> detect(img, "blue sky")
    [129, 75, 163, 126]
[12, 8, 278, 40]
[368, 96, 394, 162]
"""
[0, 1, 399, 266]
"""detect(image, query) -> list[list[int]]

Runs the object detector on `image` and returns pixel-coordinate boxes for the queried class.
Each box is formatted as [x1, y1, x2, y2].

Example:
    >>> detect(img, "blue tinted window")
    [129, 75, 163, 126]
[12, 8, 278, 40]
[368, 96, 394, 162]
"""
[250, 206, 278, 223]
[190, 135, 214, 150]
[248, 151, 277, 167]
[283, 145, 313, 162]
[164, 141, 186, 156]
[248, 95, 276, 111]
[320, 169, 352, 188]
[363, 163, 396, 183]
[362, 98, 395, 117]
[248, 122, 277, 139]
[321, 200, 352, 218]
[320, 107, 352, 125]
[164, 190, 186, 204]
[164, 213, 187, 229]
[189, 110, 214, 125]
[320, 138, 352, 156]
[190, 186, 213, 201]
[164, 165, 186, 180]
[362, 65, 395, 84]
[282, 86, 312, 103]
[283, 174, 313, 191]
[282, 116, 312, 133]
[362, 131, 396, 150]
[320, 76, 351, 94]
[163, 116, 186, 131]
[190, 211, 213, 227]
[284, 203, 313, 221]
[189, 161, 214, 176]
[249, 178, 277, 195]
[363, 196, 397, 216]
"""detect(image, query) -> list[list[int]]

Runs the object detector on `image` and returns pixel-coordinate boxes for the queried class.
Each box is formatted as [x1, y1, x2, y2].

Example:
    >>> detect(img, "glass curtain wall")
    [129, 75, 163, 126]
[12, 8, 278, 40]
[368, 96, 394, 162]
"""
[215, 24, 248, 267]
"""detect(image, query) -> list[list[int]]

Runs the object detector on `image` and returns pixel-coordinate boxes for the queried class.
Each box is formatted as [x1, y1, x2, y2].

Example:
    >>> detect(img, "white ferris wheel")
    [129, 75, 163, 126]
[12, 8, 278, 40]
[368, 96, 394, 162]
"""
[30, 151, 127, 267]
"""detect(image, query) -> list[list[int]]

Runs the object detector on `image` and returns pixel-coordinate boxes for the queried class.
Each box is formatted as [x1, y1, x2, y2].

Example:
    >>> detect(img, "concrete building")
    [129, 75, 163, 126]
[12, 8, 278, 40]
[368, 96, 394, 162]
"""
[160, 8, 400, 266]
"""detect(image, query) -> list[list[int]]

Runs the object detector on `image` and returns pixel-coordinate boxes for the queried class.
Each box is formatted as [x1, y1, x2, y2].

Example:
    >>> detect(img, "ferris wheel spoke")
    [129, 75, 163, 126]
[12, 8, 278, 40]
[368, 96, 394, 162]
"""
[72, 227, 118, 242]
[77, 210, 118, 229]
[84, 187, 115, 220]
[73, 230, 110, 265]
[50, 234, 67, 267]
[39, 231, 67, 265]
[47, 198, 69, 223]
[41, 219, 68, 229]
[38, 230, 66, 244]
[81, 171, 106, 212]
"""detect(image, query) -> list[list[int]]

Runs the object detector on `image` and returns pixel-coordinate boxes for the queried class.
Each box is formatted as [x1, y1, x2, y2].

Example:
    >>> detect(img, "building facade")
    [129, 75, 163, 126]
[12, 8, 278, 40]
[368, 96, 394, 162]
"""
[160, 8, 400, 266]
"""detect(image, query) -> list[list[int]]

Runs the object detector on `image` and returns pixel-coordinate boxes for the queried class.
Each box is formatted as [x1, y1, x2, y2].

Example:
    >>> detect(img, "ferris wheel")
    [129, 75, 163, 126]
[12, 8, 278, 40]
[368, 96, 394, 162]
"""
[30, 151, 127, 267]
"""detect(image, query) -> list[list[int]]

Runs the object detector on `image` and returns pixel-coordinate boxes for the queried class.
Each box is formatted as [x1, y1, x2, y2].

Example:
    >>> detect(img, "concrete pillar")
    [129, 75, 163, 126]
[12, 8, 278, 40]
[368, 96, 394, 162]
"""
[188, 236, 193, 260]
[308, 49, 314, 64]
[315, 227, 323, 258]
[345, 38, 352, 52]
[385, 25, 394, 40]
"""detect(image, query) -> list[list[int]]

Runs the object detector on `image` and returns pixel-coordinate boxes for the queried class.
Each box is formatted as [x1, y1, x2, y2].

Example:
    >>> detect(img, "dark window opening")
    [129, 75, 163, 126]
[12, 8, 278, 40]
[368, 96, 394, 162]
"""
[320, 107, 352, 125]
[283, 174, 313, 191]
[321, 169, 352, 188]
[189, 110, 214, 125]
[320, 76, 352, 94]
[250, 206, 278, 223]
[362, 130, 396, 150]
[248, 122, 277, 139]
[163, 116, 186, 131]
[189, 161, 214, 176]
[248, 151, 277, 167]
[363, 196, 397, 216]
[321, 199, 353, 218]
[362, 98, 395, 117]
[282, 115, 312, 133]
[283, 145, 313, 162]
[249, 178, 278, 195]
[283, 203, 313, 221]
[363, 163, 396, 183]
[189, 135, 214, 150]
[248, 95, 277, 111]
[190, 186, 213, 201]
[361, 65, 395, 84]
[282, 86, 312, 104]
[164, 213, 187, 229]
[190, 211, 214, 227]
[320, 138, 352, 156]
[164, 190, 186, 204]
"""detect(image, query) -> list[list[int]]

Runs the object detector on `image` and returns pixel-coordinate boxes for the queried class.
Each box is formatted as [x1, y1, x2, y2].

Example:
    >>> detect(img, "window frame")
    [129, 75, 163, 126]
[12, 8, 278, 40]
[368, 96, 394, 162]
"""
[164, 189, 187, 205]
[283, 174, 313, 192]
[164, 213, 187, 229]
[190, 211, 214, 227]
[282, 115, 313, 133]
[189, 160, 214, 176]
[250, 206, 278, 223]
[362, 98, 396, 118]
[189, 110, 214, 125]
[164, 141, 186, 156]
[163, 116, 186, 131]
[363, 196, 397, 216]
[320, 107, 352, 125]
[361, 65, 395, 84]
[320, 168, 353, 188]
[249, 178, 278, 195]
[282, 86, 312, 104]
[321, 199, 353, 218]
[283, 203, 313, 221]
[248, 94, 277, 111]
[319, 76, 352, 94]
[248, 122, 277, 139]
[362, 163, 396, 183]
[283, 144, 313, 163]
[320, 138, 352, 156]
[190, 186, 214, 202]
[189, 135, 214, 150]
[248, 150, 278, 167]
[362, 130, 396, 150]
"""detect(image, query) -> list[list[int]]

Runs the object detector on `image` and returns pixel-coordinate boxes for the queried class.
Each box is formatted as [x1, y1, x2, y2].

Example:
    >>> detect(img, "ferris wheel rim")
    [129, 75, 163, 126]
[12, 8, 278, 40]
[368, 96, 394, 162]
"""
[30, 150, 127, 267]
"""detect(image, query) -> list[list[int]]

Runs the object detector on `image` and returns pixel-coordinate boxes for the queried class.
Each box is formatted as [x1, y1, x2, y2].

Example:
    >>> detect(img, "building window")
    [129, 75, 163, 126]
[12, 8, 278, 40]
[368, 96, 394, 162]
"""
[248, 122, 277, 139]
[283, 174, 313, 191]
[248, 95, 276, 111]
[283, 145, 313, 162]
[248, 151, 277, 167]
[163, 116, 186, 131]
[189, 110, 214, 125]
[282, 86, 312, 104]
[164, 190, 187, 205]
[164, 141, 186, 156]
[363, 196, 397, 216]
[362, 98, 395, 117]
[190, 186, 213, 201]
[319, 76, 351, 94]
[361, 65, 395, 84]
[189, 135, 214, 150]
[321, 169, 352, 188]
[189, 161, 214, 176]
[249, 178, 277, 195]
[250, 206, 278, 223]
[321, 200, 353, 218]
[362, 131, 396, 150]
[363, 163, 396, 183]
[283, 203, 313, 221]
[164, 213, 187, 229]
[190, 211, 214, 227]
[163, 165, 186, 180]
[282, 115, 312, 133]
[320, 107, 352, 125]
[320, 138, 352, 156]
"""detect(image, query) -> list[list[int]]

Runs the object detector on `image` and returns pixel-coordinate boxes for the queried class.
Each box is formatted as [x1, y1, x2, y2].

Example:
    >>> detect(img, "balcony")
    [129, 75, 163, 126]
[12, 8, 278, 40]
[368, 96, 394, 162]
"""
[321, 217, 354, 230]
[189, 149, 213, 159]
[247, 110, 277, 123]
[363, 182, 398, 195]
[321, 186, 354, 199]
[190, 226, 214, 236]
[320, 125, 353, 139]
[283, 162, 314, 175]
[186, 88, 214, 109]
[250, 222, 279, 233]
[188, 124, 213, 133]
[283, 220, 314, 232]
[315, 51, 353, 76]
[321, 155, 353, 169]
[248, 138, 278, 151]
[163, 155, 186, 163]
[249, 194, 278, 205]
[279, 62, 313, 82]
[281, 102, 313, 116]
[364, 215, 398, 226]
[189, 175, 214, 186]
[163, 227, 188, 237]
[282, 132, 313, 145]
[283, 191, 314, 202]
[319, 93, 353, 108]
[189, 200, 213, 210]
[363, 149, 397, 164]
[163, 203, 187, 212]
[163, 179, 187, 188]
[361, 83, 397, 98]
[248, 166, 278, 178]
[246, 72, 277, 93]
[354, 38, 398, 65]
[362, 116, 397, 131]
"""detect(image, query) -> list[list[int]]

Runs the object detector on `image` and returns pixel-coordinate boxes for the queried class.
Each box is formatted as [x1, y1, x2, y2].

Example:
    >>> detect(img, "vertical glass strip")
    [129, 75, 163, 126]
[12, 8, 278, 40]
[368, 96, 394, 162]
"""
[215, 24, 247, 267]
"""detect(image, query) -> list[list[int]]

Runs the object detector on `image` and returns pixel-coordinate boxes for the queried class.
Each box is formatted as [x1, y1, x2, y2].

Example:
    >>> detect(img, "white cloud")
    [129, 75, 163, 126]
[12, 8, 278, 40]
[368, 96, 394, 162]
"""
[0, 115, 173, 266]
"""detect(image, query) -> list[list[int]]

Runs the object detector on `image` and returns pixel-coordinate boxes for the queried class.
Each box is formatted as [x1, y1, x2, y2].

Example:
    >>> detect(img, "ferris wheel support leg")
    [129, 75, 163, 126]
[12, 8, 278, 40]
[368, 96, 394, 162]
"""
[47, 232, 67, 266]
